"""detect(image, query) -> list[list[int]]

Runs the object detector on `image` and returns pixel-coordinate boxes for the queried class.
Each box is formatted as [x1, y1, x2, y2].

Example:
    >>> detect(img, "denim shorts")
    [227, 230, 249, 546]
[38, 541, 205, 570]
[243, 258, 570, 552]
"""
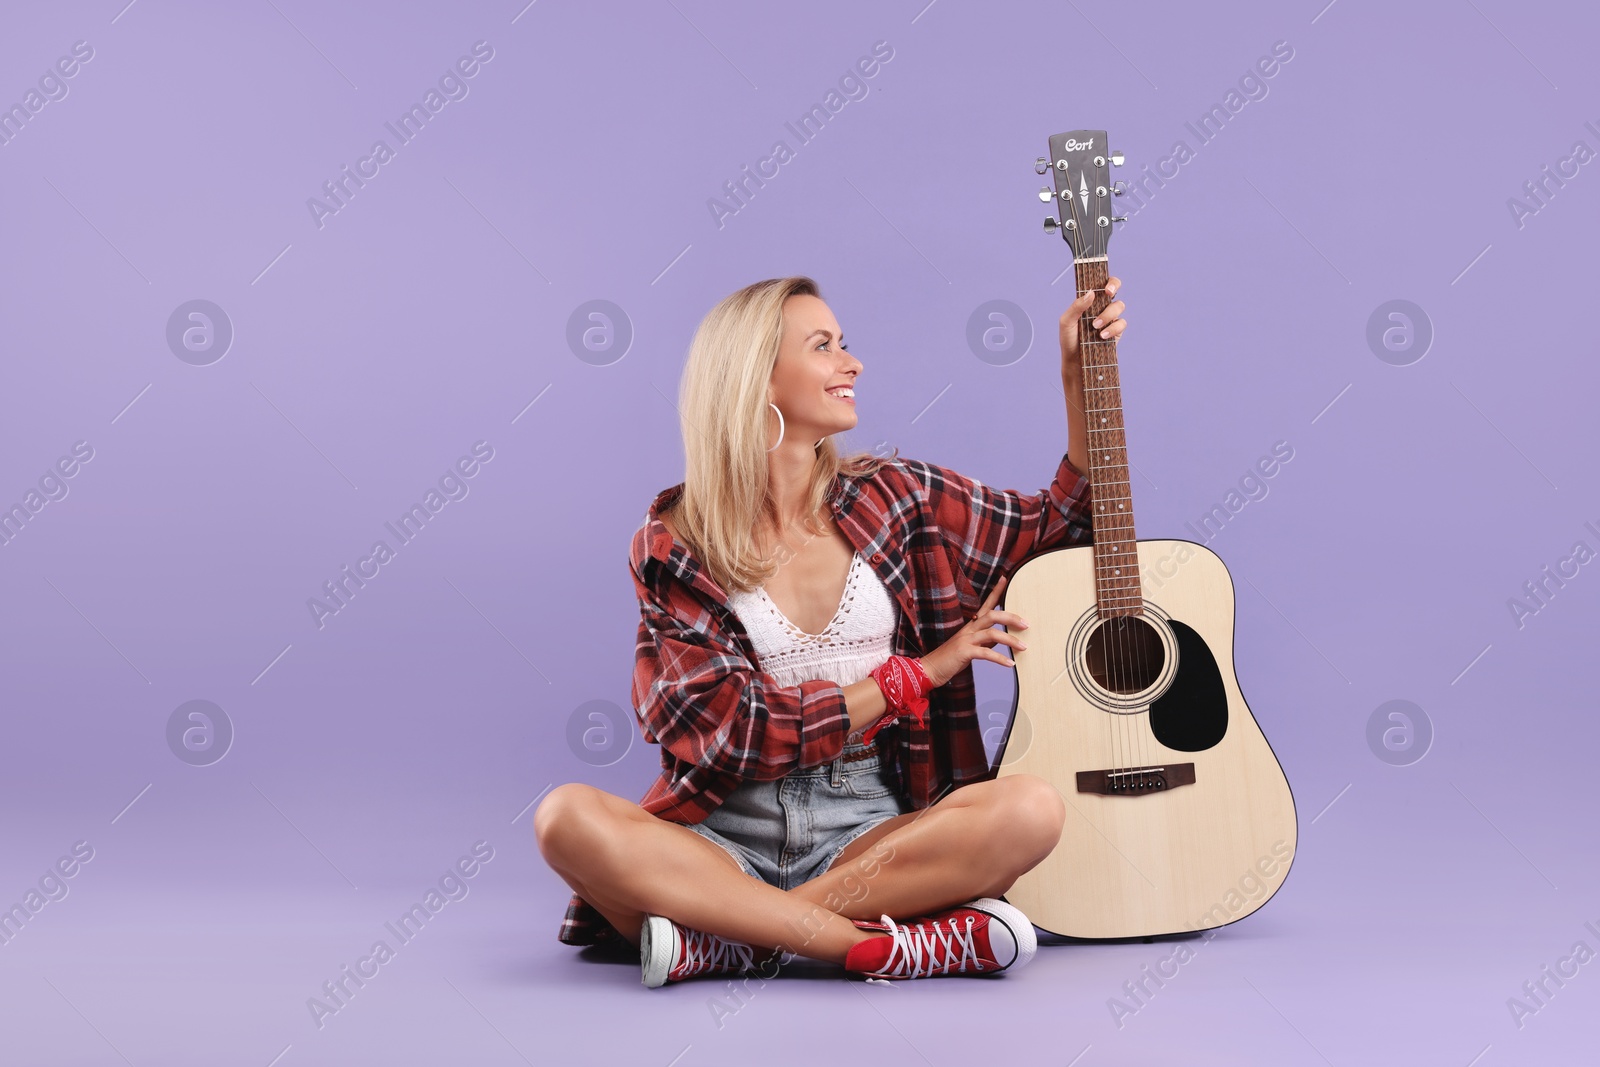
[686, 735, 910, 891]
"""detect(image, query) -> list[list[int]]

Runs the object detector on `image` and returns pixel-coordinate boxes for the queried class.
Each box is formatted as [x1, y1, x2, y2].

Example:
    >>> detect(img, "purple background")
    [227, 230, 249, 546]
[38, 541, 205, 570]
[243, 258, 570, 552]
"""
[2, 0, 1596, 1063]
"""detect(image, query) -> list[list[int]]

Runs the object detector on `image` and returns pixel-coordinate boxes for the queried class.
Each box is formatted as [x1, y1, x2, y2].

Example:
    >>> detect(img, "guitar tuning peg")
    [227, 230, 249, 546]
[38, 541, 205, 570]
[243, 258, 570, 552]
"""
[1110, 150, 1125, 167]
[1035, 156, 1050, 175]
[1111, 181, 1127, 196]
[1111, 215, 1128, 223]
[1043, 217, 1060, 234]
[1038, 186, 1055, 203]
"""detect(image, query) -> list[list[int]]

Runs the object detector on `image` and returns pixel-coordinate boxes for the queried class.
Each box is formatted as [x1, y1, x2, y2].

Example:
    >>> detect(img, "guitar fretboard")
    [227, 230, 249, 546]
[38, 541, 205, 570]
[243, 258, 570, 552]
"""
[1075, 256, 1141, 618]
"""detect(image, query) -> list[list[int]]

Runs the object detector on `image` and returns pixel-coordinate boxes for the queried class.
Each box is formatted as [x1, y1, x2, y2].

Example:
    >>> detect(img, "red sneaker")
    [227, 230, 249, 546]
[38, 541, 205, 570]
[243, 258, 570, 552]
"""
[844, 897, 1037, 979]
[640, 914, 785, 988]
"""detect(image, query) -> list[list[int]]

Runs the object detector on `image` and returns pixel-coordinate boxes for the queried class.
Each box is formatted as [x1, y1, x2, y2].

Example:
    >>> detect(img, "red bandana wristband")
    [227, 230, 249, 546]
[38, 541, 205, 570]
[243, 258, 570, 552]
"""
[862, 655, 933, 744]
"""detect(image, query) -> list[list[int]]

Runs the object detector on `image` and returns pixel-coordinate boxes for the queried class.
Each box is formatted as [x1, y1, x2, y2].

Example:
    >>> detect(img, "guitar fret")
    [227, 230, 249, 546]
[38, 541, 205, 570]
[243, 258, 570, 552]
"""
[1074, 254, 1141, 559]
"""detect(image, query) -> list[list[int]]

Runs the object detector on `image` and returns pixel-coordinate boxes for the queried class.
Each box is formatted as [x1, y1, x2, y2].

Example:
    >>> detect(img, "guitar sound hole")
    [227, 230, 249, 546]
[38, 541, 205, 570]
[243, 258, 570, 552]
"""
[1085, 616, 1165, 695]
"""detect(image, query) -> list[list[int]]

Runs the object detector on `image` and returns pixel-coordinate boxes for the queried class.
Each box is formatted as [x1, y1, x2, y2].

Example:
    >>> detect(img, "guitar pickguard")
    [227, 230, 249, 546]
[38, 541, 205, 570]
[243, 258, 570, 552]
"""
[1149, 619, 1229, 752]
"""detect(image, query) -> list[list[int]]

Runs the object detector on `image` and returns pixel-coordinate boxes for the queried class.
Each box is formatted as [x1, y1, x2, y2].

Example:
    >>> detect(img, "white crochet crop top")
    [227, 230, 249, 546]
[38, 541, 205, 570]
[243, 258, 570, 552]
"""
[726, 550, 897, 687]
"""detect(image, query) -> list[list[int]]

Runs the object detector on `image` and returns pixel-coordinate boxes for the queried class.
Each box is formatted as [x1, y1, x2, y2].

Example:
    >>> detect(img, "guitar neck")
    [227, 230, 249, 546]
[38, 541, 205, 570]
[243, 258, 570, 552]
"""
[1074, 255, 1140, 618]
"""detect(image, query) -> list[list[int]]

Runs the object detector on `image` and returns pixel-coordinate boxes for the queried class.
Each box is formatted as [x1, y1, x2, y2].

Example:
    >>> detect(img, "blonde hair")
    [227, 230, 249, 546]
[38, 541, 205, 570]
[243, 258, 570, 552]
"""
[669, 276, 897, 594]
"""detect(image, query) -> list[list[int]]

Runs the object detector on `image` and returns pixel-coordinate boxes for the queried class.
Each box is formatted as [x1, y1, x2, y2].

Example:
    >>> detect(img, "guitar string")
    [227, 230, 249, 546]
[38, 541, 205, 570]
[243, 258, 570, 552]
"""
[1094, 161, 1147, 787]
[1099, 211, 1137, 786]
[1071, 147, 1150, 788]
[1056, 154, 1107, 780]
[1101, 239, 1134, 784]
[1104, 173, 1151, 790]
[1079, 178, 1123, 783]
[1089, 157, 1139, 786]
[1101, 170, 1150, 791]
[1060, 150, 1115, 783]
[1098, 184, 1147, 788]
[1062, 163, 1126, 790]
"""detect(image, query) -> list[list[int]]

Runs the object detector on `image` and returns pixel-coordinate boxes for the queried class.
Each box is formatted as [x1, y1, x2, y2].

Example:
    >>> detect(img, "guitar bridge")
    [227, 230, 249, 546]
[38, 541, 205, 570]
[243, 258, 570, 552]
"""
[1076, 763, 1196, 796]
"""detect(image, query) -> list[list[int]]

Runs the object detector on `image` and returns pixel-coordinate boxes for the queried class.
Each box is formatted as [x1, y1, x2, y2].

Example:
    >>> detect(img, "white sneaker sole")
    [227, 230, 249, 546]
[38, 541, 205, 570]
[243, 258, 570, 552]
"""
[967, 897, 1038, 972]
[640, 914, 677, 988]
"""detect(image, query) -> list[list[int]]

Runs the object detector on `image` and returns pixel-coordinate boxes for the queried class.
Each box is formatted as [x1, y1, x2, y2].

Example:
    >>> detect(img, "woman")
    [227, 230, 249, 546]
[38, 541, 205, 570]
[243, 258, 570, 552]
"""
[536, 273, 1126, 985]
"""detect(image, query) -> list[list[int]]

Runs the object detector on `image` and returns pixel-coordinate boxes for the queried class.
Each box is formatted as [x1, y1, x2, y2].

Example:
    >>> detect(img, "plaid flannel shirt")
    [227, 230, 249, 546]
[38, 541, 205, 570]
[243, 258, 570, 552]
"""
[557, 451, 1094, 949]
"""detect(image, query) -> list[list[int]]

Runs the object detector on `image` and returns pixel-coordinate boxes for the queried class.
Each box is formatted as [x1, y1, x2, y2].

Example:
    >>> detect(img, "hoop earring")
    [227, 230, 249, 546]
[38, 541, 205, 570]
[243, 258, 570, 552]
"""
[767, 402, 785, 452]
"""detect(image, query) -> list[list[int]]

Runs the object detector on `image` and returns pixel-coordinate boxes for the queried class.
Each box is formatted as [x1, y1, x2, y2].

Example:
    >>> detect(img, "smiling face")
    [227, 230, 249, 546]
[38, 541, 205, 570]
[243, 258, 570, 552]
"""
[768, 293, 863, 446]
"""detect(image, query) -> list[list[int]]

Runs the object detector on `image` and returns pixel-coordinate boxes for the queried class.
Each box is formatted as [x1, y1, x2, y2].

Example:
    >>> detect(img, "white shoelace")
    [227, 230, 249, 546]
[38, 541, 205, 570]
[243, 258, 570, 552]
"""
[876, 913, 980, 977]
[679, 925, 757, 978]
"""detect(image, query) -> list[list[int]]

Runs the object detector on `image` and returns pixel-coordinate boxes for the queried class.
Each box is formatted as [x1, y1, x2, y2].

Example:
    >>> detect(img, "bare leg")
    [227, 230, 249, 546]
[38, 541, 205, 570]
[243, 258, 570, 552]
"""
[790, 773, 1067, 921]
[534, 783, 875, 965]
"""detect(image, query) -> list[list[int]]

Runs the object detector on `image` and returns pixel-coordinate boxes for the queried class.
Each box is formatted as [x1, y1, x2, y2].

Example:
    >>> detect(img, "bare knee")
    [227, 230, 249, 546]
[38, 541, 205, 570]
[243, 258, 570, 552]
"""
[533, 782, 611, 868]
[991, 774, 1067, 860]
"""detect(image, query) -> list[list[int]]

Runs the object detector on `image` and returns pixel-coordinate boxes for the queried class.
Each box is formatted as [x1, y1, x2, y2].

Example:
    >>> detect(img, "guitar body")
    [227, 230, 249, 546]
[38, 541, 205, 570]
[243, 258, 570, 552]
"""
[994, 538, 1297, 940]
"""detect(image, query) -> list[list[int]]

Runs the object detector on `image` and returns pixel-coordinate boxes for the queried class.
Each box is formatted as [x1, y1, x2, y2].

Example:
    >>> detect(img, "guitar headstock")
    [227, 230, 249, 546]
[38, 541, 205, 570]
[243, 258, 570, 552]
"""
[1036, 130, 1125, 260]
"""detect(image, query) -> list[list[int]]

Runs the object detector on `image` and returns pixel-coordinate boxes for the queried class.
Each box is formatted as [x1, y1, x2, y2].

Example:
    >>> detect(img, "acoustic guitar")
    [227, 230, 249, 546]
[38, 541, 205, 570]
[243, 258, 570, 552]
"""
[992, 129, 1297, 940]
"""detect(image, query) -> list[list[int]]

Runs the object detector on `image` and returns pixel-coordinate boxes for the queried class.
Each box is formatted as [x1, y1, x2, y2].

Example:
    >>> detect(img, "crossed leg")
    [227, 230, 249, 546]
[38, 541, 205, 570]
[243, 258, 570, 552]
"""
[534, 773, 1066, 966]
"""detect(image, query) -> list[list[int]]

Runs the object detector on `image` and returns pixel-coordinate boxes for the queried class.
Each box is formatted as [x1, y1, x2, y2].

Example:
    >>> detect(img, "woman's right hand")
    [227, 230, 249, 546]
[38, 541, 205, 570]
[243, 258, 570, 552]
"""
[919, 575, 1029, 688]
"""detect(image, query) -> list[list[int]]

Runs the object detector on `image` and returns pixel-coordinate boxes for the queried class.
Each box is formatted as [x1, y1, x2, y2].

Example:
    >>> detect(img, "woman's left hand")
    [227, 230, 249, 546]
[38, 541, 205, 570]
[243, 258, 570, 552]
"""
[1060, 275, 1126, 379]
